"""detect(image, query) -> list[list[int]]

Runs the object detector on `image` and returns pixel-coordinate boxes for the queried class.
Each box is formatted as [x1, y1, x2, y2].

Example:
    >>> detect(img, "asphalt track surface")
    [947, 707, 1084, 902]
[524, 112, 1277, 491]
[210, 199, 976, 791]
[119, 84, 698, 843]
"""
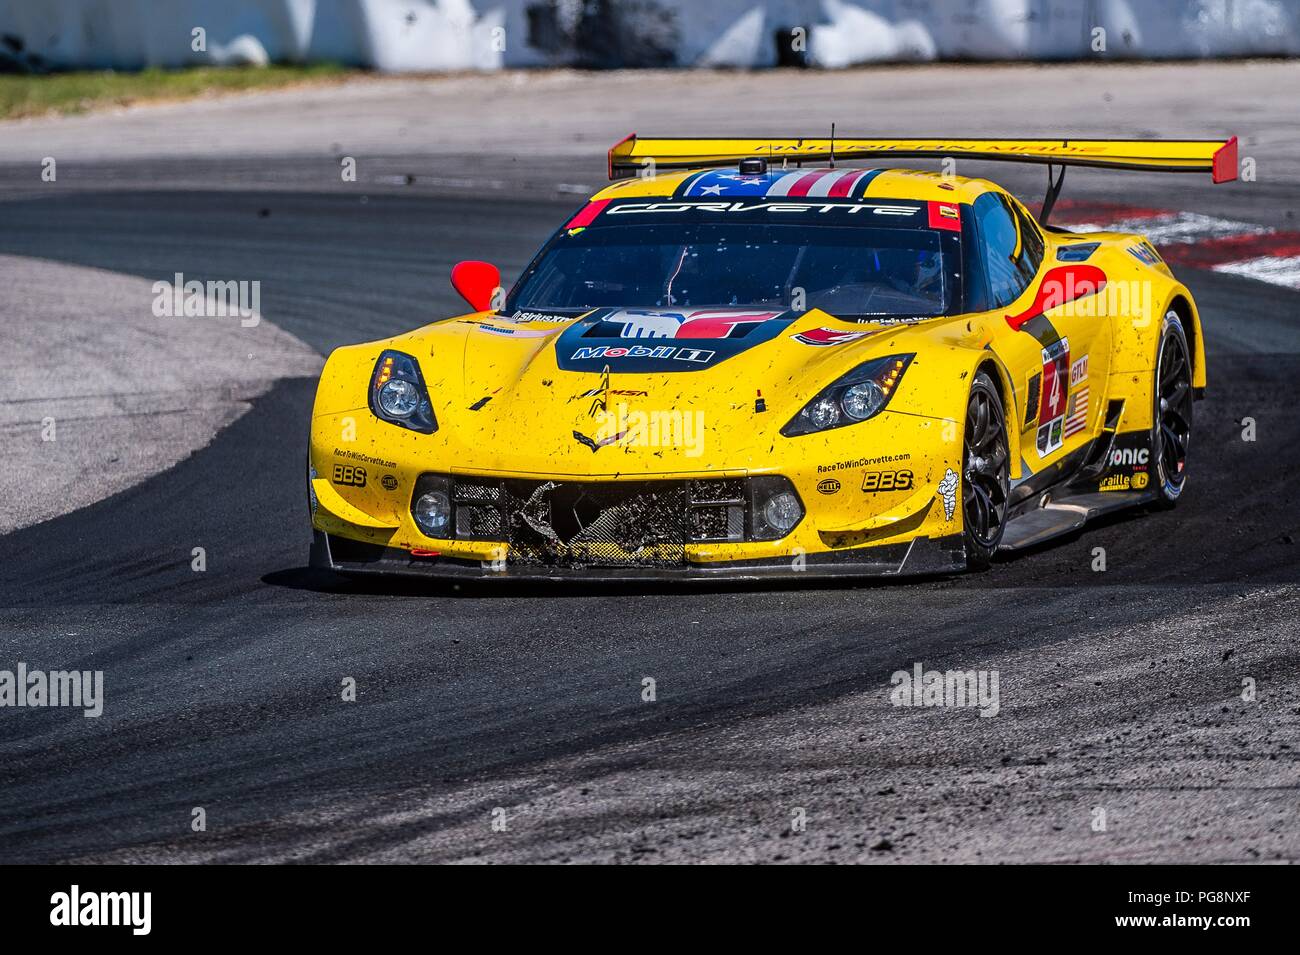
[1, 186, 1298, 863]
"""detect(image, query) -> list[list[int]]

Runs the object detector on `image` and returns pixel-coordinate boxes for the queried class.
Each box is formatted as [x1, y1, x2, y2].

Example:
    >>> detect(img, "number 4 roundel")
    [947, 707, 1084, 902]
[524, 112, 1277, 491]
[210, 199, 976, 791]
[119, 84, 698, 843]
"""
[1039, 346, 1068, 422]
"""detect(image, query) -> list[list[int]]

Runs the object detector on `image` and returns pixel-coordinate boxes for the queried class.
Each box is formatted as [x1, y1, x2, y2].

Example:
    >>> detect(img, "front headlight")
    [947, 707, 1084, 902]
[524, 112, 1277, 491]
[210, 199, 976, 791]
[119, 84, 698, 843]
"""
[781, 354, 914, 437]
[370, 350, 437, 434]
[377, 378, 420, 418]
[750, 475, 804, 540]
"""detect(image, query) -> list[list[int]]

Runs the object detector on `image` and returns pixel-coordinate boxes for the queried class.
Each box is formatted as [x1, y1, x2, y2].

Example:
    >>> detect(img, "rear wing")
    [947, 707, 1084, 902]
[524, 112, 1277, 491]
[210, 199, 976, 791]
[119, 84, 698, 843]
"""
[608, 135, 1239, 183]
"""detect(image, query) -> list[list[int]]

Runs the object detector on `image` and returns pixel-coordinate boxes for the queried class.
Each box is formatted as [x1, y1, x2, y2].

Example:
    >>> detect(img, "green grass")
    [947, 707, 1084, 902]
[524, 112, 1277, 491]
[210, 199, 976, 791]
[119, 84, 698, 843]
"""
[0, 64, 354, 120]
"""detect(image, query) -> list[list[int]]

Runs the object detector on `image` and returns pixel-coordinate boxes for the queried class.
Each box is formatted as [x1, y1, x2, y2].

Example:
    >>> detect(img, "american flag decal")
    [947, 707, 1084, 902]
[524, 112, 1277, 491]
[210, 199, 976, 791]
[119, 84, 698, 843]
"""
[675, 168, 884, 199]
[1063, 385, 1090, 438]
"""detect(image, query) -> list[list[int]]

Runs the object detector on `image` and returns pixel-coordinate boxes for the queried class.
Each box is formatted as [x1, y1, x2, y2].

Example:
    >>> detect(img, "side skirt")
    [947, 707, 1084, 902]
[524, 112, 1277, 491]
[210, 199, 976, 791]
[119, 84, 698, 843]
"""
[999, 410, 1157, 553]
[998, 489, 1155, 552]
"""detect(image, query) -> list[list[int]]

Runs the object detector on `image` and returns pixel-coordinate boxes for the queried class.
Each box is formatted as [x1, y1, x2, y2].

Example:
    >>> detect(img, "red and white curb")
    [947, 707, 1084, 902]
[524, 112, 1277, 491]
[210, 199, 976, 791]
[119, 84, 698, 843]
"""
[1052, 200, 1300, 291]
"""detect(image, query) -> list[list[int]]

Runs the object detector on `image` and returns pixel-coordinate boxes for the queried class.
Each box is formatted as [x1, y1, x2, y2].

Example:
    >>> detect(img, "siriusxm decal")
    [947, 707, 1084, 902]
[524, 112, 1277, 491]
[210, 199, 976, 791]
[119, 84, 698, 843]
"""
[555, 308, 797, 373]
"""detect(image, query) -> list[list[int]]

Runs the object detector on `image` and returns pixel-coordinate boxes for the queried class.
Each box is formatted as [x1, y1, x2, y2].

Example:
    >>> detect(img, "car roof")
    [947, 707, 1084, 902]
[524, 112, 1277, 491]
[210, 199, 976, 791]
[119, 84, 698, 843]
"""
[589, 166, 1002, 205]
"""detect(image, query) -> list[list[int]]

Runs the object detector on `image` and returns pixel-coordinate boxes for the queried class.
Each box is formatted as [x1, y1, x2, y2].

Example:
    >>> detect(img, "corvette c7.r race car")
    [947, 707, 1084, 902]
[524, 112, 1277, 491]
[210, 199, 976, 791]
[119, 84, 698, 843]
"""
[308, 135, 1238, 580]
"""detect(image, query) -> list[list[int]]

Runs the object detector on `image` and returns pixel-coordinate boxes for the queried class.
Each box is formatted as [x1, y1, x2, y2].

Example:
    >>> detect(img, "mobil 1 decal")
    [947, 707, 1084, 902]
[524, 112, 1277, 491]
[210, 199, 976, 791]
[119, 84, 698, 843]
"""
[1036, 337, 1070, 457]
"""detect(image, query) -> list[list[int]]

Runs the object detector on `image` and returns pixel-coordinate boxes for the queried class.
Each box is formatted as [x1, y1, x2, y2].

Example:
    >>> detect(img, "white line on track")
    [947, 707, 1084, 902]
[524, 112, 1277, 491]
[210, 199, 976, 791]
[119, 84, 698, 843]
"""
[1070, 212, 1273, 244]
[1213, 253, 1300, 290]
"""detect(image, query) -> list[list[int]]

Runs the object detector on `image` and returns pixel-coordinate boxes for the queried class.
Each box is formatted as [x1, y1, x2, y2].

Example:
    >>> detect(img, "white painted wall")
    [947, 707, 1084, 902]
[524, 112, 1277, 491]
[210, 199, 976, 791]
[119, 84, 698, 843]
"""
[1, 0, 1296, 72]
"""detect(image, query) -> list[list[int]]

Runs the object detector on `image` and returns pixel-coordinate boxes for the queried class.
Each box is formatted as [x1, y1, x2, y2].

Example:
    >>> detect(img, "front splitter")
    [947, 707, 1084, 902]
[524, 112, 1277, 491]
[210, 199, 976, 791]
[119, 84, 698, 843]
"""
[309, 530, 966, 582]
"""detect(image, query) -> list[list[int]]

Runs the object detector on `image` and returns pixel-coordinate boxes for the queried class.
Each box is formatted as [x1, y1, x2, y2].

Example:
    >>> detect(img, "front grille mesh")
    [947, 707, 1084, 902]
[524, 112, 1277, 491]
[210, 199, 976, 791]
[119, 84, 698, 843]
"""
[451, 477, 743, 568]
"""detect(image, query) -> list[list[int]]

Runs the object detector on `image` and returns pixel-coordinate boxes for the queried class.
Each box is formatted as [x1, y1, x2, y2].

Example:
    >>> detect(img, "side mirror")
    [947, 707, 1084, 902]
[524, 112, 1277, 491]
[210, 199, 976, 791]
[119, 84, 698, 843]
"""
[451, 260, 502, 312]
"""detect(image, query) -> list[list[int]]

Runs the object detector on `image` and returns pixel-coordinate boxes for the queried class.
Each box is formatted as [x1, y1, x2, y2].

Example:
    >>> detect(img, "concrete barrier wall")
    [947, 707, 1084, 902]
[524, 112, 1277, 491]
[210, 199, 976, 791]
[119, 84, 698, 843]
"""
[2, 0, 1297, 72]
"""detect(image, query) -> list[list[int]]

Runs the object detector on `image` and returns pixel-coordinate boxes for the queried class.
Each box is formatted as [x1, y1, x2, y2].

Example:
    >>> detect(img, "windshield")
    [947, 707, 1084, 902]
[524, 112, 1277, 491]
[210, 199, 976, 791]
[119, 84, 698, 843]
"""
[508, 203, 962, 319]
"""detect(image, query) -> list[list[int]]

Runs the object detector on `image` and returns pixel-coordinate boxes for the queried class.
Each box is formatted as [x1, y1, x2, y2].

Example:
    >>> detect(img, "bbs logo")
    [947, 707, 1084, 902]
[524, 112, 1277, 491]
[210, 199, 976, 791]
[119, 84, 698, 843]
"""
[861, 469, 914, 493]
[332, 464, 367, 487]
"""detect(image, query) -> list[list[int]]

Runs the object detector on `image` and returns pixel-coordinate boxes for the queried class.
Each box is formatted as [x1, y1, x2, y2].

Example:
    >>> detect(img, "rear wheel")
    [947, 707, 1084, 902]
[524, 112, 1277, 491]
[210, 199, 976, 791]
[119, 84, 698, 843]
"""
[1152, 311, 1193, 506]
[962, 371, 1010, 570]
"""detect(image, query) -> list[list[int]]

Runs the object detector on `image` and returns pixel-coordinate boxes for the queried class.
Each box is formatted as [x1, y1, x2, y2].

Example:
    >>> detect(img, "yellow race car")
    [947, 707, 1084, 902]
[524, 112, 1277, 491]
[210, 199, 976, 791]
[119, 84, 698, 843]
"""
[308, 135, 1237, 580]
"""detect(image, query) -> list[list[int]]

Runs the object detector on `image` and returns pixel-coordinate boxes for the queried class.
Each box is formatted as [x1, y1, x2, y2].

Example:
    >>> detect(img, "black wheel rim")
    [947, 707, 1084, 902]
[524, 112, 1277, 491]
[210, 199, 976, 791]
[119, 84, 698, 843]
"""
[1156, 331, 1192, 489]
[963, 387, 1010, 548]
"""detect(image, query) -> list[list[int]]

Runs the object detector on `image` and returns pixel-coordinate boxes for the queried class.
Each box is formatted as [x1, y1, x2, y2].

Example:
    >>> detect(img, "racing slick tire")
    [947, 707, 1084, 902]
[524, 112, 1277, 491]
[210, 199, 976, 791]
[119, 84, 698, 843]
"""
[962, 371, 1011, 570]
[1151, 310, 1193, 508]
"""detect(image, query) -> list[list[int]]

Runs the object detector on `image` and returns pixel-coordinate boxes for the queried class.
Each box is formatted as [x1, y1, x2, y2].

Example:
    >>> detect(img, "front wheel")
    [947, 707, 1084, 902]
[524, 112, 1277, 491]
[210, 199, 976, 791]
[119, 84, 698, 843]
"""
[1152, 311, 1193, 507]
[962, 371, 1011, 570]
